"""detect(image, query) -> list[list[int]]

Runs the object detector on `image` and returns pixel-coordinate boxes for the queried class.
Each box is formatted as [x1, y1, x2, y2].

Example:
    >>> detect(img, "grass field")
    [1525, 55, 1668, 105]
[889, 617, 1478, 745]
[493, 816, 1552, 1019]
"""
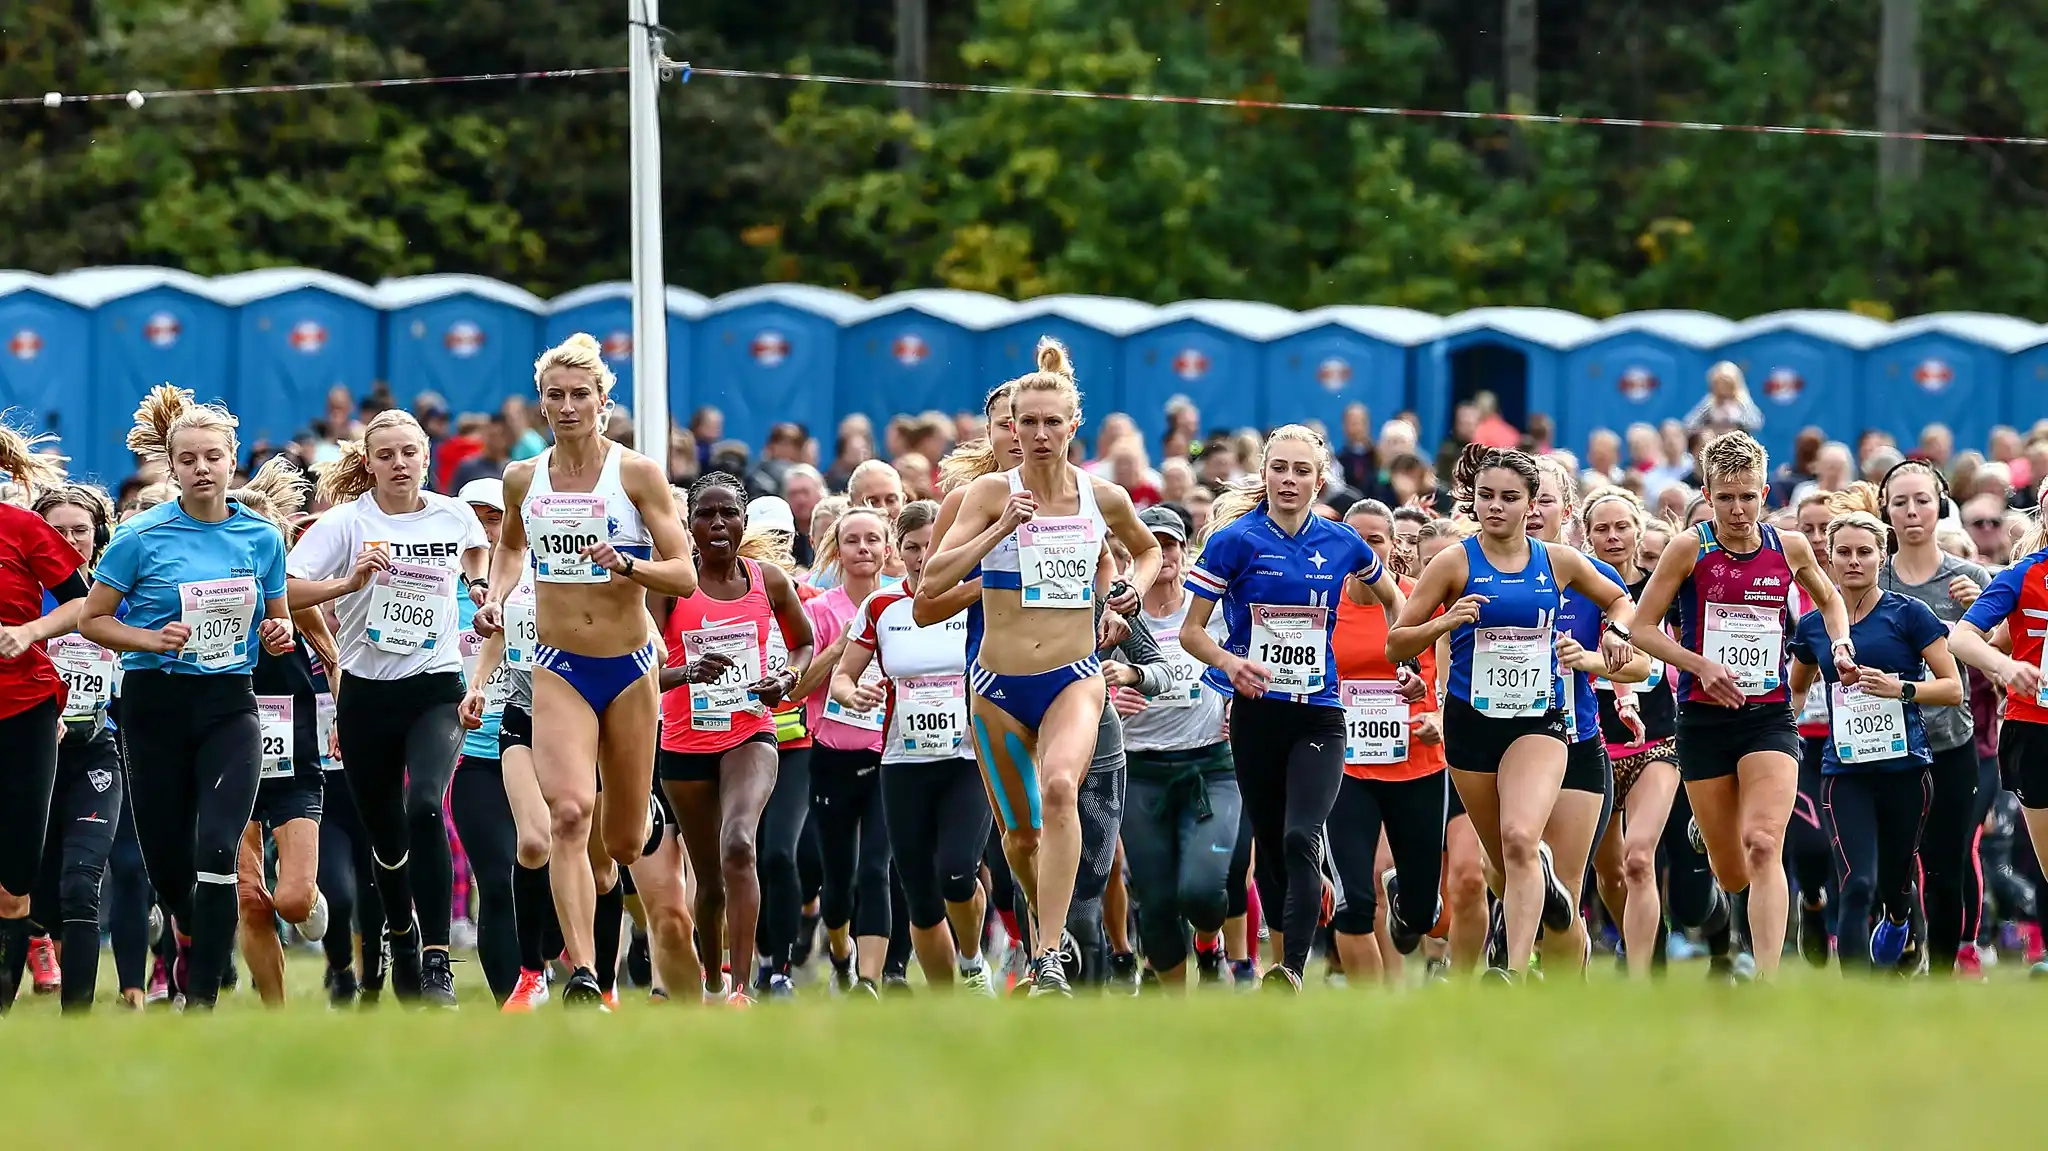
[1, 950, 2035, 1148]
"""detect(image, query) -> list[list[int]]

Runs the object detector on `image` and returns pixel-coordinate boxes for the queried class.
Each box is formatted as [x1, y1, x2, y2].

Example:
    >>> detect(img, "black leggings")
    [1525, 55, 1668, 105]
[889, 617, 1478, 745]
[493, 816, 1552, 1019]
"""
[30, 730, 123, 1011]
[754, 746, 811, 973]
[880, 758, 993, 930]
[449, 756, 518, 1002]
[1122, 750, 1241, 972]
[335, 672, 466, 948]
[811, 747, 891, 940]
[1785, 738, 1834, 908]
[1327, 772, 1446, 937]
[1823, 767, 1931, 971]
[106, 797, 152, 994]
[318, 765, 386, 979]
[1228, 695, 1345, 976]
[119, 671, 262, 1008]
[1919, 743, 1982, 969]
[0, 697, 63, 899]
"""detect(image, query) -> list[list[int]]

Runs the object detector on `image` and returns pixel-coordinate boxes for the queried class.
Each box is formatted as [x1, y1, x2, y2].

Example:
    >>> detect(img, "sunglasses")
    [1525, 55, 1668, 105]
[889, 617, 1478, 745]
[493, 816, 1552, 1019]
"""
[1969, 518, 2004, 529]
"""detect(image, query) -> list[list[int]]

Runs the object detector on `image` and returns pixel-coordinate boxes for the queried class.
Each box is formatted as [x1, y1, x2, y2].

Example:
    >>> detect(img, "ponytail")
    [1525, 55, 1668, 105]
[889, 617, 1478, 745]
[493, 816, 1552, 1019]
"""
[0, 422, 64, 492]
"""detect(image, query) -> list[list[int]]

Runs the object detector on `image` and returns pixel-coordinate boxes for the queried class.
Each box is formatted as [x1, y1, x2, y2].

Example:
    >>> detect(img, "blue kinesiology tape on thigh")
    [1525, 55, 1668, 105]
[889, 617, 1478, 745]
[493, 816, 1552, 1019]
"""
[973, 715, 1019, 831]
[1005, 731, 1042, 831]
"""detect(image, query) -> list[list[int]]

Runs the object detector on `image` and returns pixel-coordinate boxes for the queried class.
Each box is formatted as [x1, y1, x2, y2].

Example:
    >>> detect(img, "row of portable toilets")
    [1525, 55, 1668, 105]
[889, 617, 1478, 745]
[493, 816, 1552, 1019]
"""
[4, 265, 2048, 484]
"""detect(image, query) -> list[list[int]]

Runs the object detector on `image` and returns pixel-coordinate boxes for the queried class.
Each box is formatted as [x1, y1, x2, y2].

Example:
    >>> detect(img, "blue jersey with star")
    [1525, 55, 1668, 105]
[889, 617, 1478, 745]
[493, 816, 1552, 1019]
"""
[1186, 506, 1383, 707]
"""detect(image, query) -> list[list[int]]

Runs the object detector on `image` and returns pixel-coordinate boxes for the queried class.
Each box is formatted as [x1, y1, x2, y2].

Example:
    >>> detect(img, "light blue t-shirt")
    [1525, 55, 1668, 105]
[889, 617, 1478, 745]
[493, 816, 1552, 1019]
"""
[94, 501, 288, 675]
[457, 590, 504, 759]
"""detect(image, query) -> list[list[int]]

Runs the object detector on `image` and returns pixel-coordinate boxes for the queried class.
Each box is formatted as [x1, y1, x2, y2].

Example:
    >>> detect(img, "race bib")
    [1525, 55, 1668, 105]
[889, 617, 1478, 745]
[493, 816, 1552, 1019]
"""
[825, 663, 888, 732]
[895, 674, 966, 758]
[1249, 604, 1328, 694]
[528, 494, 610, 584]
[1702, 603, 1782, 695]
[1016, 517, 1098, 609]
[1472, 626, 1551, 718]
[684, 623, 763, 731]
[461, 630, 513, 707]
[1831, 683, 1907, 764]
[1342, 680, 1409, 766]
[504, 583, 538, 665]
[178, 577, 259, 670]
[49, 635, 115, 721]
[258, 695, 295, 780]
[367, 562, 456, 654]
[1152, 630, 1205, 708]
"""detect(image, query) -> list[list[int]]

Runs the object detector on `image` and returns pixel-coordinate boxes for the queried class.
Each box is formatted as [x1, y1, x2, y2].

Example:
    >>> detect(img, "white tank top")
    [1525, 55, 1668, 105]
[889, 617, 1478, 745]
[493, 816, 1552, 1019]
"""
[983, 466, 1109, 584]
[523, 441, 652, 555]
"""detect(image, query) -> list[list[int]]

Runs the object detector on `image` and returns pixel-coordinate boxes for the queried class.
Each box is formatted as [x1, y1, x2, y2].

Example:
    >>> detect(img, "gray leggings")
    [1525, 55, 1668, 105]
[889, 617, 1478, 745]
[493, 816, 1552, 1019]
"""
[1122, 747, 1241, 972]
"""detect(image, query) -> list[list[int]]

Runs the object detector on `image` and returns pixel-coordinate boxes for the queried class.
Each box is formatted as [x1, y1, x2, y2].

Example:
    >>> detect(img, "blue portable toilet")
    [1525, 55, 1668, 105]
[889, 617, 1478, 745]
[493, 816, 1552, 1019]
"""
[1714, 310, 1891, 462]
[1263, 306, 1444, 443]
[981, 296, 1156, 421]
[58, 266, 236, 482]
[1862, 314, 2040, 457]
[692, 284, 866, 451]
[837, 290, 1015, 434]
[1416, 308, 1601, 450]
[376, 275, 546, 417]
[0, 274, 95, 479]
[213, 268, 382, 452]
[543, 282, 708, 419]
[1561, 311, 1737, 456]
[2002, 324, 2048, 435]
[1122, 300, 1299, 447]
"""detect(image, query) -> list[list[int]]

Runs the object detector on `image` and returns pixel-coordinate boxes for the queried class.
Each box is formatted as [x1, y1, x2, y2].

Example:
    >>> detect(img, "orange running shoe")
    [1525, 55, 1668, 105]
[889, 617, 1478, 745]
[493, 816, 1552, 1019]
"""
[601, 989, 620, 1012]
[502, 968, 550, 1013]
[28, 935, 60, 995]
[725, 988, 756, 1009]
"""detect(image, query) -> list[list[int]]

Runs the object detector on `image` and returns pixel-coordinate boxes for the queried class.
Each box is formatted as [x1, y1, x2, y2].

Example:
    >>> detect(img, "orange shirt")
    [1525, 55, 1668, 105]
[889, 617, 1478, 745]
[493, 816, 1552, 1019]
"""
[1332, 577, 1446, 782]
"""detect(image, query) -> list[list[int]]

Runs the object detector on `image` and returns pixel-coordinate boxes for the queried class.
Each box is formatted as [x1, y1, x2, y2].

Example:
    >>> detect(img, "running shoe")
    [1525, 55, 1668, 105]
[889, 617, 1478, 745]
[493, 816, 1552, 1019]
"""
[1260, 965, 1303, 994]
[147, 904, 163, 947]
[828, 944, 857, 996]
[763, 972, 798, 1000]
[1480, 967, 1519, 986]
[27, 934, 60, 995]
[1484, 898, 1508, 973]
[851, 976, 882, 1000]
[503, 969, 550, 1013]
[1954, 943, 1988, 982]
[627, 932, 653, 989]
[1229, 958, 1259, 991]
[1870, 916, 1910, 968]
[2030, 959, 2048, 981]
[1194, 941, 1225, 986]
[1027, 951, 1073, 998]
[327, 966, 360, 1010]
[1107, 951, 1141, 996]
[649, 987, 670, 1003]
[301, 890, 330, 944]
[602, 990, 621, 1012]
[562, 968, 609, 1012]
[170, 932, 192, 1000]
[1798, 895, 1830, 968]
[791, 910, 822, 968]
[145, 956, 171, 1006]
[725, 988, 756, 1008]
[701, 971, 733, 1005]
[1705, 954, 1738, 985]
[419, 949, 459, 1010]
[961, 962, 998, 998]
[1423, 957, 1451, 984]
[388, 922, 424, 1003]
[1687, 816, 1706, 855]
[1535, 842, 1575, 933]
[1057, 930, 1084, 986]
[881, 973, 914, 998]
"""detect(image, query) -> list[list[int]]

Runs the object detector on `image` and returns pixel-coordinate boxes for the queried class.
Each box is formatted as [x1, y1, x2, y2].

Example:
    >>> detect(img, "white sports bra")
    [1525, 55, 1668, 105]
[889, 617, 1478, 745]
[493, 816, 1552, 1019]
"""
[523, 442, 652, 557]
[982, 466, 1108, 589]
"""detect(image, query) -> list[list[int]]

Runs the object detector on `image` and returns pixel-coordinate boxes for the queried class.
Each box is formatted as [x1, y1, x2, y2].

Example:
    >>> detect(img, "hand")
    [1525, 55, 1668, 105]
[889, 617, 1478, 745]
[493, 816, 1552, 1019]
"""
[1855, 667, 1904, 699]
[472, 602, 503, 637]
[1396, 666, 1427, 704]
[1617, 699, 1646, 744]
[1111, 685, 1149, 718]
[327, 721, 341, 762]
[459, 690, 486, 731]
[2001, 658, 2043, 702]
[1411, 711, 1442, 746]
[751, 670, 799, 709]
[1693, 661, 1747, 709]
[151, 622, 193, 654]
[1949, 575, 1982, 609]
[1106, 582, 1141, 616]
[258, 618, 295, 656]
[1225, 654, 1272, 699]
[1555, 632, 1587, 669]
[1102, 660, 1139, 689]
[346, 546, 391, 593]
[1599, 633, 1636, 676]
[1096, 611, 1131, 652]
[847, 677, 888, 712]
[469, 582, 490, 607]
[1834, 647, 1861, 686]
[1000, 491, 1037, 530]
[1442, 594, 1487, 631]
[0, 625, 30, 660]
[581, 541, 629, 575]
[685, 652, 734, 685]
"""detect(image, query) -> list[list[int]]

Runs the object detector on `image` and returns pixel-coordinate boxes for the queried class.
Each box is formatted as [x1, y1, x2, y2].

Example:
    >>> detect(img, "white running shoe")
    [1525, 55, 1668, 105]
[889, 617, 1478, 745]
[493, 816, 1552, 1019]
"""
[300, 890, 330, 943]
[961, 962, 998, 998]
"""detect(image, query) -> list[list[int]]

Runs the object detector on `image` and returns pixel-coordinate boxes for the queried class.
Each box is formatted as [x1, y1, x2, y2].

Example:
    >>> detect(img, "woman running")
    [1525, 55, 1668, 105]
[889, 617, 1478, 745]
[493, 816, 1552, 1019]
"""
[656, 472, 813, 1006]
[1628, 431, 1851, 981]
[1181, 425, 1398, 990]
[1787, 490, 1839, 966]
[1789, 502, 1962, 972]
[921, 339, 1159, 996]
[1875, 464, 1990, 975]
[287, 409, 488, 1006]
[834, 500, 994, 993]
[80, 387, 295, 1011]
[0, 469, 100, 1012]
[479, 334, 697, 1008]
[1388, 445, 1636, 982]
[1327, 499, 1445, 986]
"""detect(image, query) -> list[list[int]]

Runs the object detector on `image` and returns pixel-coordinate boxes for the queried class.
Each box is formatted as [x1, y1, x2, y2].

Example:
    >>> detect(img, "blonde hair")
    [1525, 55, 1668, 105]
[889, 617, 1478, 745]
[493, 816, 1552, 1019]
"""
[1578, 485, 1646, 536]
[32, 483, 115, 562]
[939, 381, 1019, 492]
[1699, 430, 1768, 489]
[1203, 424, 1331, 545]
[130, 482, 176, 514]
[1005, 337, 1083, 423]
[2017, 479, 2048, 558]
[1532, 454, 1579, 510]
[1825, 481, 1883, 519]
[737, 527, 797, 575]
[847, 458, 904, 500]
[1825, 510, 1891, 554]
[230, 455, 309, 529]
[815, 504, 891, 572]
[0, 423, 65, 492]
[534, 332, 617, 396]
[127, 384, 239, 464]
[317, 409, 429, 506]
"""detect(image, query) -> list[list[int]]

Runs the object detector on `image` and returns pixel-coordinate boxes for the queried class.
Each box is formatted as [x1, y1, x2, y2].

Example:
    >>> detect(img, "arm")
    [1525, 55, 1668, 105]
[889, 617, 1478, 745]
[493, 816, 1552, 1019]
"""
[791, 635, 848, 703]
[1788, 654, 1819, 700]
[483, 463, 534, 615]
[921, 477, 1020, 597]
[831, 641, 886, 710]
[1555, 548, 1638, 674]
[10, 596, 84, 649]
[1622, 528, 1706, 675]
[754, 564, 814, 708]
[1385, 548, 1471, 664]
[913, 489, 982, 626]
[462, 544, 490, 593]
[1108, 604, 1172, 696]
[1784, 531, 1853, 668]
[458, 625, 507, 728]
[79, 582, 176, 655]
[293, 606, 341, 682]
[1096, 480, 1159, 615]
[603, 456, 698, 598]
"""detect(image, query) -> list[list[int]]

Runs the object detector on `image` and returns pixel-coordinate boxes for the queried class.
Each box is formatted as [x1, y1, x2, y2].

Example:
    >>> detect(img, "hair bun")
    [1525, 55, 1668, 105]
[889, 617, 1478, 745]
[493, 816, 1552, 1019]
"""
[564, 332, 604, 357]
[1035, 336, 1073, 377]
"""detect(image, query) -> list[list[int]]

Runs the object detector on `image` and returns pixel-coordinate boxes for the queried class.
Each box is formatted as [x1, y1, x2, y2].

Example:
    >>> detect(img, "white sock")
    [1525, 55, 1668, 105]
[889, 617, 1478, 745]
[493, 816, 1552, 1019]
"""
[959, 953, 985, 973]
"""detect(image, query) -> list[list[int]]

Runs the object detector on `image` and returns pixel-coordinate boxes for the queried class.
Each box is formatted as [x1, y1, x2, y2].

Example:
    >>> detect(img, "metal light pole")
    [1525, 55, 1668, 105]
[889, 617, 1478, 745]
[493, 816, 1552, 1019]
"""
[628, 0, 669, 463]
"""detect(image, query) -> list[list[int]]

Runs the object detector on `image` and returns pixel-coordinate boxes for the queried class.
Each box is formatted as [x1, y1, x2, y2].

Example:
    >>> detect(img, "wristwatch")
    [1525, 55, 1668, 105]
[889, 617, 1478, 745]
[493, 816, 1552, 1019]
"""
[1604, 621, 1631, 641]
[621, 554, 636, 577]
[1831, 637, 1856, 658]
[1901, 681, 1917, 703]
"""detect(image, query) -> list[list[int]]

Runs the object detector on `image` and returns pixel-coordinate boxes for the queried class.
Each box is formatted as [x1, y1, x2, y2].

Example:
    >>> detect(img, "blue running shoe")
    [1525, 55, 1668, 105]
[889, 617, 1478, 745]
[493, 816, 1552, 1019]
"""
[1870, 917, 1910, 967]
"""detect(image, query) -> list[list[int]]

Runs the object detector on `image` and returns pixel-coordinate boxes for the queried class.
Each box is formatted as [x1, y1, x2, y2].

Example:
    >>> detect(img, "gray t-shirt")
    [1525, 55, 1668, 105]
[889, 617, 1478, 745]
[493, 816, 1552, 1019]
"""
[1880, 554, 1991, 753]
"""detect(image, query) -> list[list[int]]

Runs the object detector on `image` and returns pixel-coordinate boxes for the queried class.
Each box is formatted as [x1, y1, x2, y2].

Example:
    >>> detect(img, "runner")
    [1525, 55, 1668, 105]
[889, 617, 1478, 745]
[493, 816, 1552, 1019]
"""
[288, 409, 489, 1007]
[477, 333, 698, 1008]
[1387, 445, 1636, 982]
[1788, 502, 1962, 972]
[1180, 425, 1398, 991]
[80, 386, 295, 1011]
[1787, 489, 1839, 966]
[656, 472, 813, 1006]
[835, 500, 995, 993]
[847, 460, 909, 580]
[921, 339, 1160, 997]
[1627, 431, 1851, 982]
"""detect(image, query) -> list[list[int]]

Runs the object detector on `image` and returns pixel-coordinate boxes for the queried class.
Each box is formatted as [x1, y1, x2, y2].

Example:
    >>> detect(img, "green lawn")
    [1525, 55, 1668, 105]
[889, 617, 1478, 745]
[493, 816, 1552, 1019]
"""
[1, 952, 2033, 1148]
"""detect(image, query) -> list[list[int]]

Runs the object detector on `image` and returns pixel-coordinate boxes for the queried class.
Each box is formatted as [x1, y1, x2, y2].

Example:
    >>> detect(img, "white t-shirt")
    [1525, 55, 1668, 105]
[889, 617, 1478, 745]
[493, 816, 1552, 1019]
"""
[287, 491, 487, 681]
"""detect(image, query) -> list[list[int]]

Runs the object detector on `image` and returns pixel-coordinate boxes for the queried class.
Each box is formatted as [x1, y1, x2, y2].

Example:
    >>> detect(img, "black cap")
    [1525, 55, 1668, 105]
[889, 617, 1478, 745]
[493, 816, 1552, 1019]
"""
[1140, 505, 1187, 542]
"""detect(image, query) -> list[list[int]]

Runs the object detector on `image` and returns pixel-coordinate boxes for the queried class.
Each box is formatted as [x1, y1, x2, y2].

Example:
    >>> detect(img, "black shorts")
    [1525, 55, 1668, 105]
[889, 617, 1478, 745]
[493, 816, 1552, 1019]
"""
[1999, 719, 2048, 809]
[497, 704, 532, 755]
[1441, 694, 1569, 775]
[657, 732, 778, 783]
[1675, 702, 1801, 782]
[1562, 737, 1612, 796]
[251, 775, 322, 830]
